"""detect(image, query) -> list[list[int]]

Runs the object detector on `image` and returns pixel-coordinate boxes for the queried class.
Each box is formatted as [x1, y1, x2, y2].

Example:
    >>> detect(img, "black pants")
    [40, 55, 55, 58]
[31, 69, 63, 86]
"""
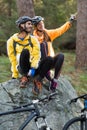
[19, 49, 64, 80]
[18, 49, 31, 75]
[51, 53, 64, 78]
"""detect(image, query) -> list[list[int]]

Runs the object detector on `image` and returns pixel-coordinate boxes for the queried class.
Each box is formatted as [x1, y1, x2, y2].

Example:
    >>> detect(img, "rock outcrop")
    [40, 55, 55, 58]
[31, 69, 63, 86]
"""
[0, 76, 83, 130]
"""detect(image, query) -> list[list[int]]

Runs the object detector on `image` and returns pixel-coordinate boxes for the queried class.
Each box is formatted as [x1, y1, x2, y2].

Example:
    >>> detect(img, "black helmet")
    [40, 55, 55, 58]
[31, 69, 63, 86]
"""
[16, 16, 32, 27]
[32, 16, 44, 26]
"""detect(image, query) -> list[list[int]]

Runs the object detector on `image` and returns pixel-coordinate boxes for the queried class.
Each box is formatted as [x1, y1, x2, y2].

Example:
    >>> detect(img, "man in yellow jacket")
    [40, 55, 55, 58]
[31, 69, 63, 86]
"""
[7, 16, 41, 89]
[32, 15, 76, 92]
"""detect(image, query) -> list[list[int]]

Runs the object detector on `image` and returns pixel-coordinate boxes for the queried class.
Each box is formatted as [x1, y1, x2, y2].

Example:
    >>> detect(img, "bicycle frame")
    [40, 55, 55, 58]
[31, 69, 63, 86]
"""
[19, 111, 37, 130]
[63, 94, 87, 130]
[0, 92, 57, 130]
[0, 106, 38, 130]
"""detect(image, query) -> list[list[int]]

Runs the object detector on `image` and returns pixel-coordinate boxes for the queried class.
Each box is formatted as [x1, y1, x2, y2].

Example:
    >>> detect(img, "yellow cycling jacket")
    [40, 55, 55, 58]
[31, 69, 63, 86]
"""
[33, 21, 72, 56]
[7, 33, 41, 78]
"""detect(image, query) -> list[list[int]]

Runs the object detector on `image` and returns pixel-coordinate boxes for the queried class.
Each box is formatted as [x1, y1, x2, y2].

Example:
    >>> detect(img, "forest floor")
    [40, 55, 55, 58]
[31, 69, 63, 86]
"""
[62, 50, 87, 95]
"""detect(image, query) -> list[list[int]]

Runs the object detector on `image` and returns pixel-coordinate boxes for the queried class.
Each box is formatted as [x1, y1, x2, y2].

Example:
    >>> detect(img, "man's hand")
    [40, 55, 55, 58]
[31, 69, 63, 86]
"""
[27, 68, 36, 77]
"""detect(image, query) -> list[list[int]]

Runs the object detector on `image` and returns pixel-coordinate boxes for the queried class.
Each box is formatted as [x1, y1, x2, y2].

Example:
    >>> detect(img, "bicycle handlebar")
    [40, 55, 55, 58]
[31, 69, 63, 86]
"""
[70, 94, 87, 104]
[38, 92, 58, 102]
[13, 92, 58, 110]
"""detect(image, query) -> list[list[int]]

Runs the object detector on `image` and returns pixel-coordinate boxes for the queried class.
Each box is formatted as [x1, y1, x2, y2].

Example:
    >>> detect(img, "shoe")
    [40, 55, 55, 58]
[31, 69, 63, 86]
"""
[20, 76, 29, 88]
[32, 79, 42, 95]
[49, 78, 58, 92]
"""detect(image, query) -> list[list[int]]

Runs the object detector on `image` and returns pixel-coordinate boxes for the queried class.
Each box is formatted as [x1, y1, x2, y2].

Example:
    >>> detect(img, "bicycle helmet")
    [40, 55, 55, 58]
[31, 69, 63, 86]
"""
[16, 16, 32, 27]
[32, 16, 44, 26]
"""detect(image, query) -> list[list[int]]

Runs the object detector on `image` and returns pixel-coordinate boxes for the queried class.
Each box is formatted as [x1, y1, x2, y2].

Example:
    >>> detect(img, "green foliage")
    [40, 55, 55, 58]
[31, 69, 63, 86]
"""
[34, 0, 77, 48]
[62, 51, 87, 95]
[0, 15, 18, 40]
[0, 0, 18, 40]
[0, 0, 77, 50]
[0, 55, 11, 82]
[34, 0, 77, 27]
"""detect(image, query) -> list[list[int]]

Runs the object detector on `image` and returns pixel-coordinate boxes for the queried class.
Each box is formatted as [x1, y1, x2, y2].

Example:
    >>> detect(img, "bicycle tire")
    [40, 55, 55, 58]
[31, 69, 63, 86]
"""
[63, 116, 86, 130]
[39, 126, 53, 130]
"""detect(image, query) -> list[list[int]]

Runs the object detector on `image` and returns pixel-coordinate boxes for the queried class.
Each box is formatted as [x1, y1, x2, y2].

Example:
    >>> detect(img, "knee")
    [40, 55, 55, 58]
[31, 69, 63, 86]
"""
[47, 56, 53, 63]
[58, 53, 64, 61]
[43, 56, 53, 66]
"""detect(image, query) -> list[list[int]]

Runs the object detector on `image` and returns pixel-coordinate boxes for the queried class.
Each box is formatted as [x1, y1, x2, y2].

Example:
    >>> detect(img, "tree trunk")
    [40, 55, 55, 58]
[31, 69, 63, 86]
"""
[16, 0, 35, 17]
[75, 0, 87, 69]
[8, 0, 12, 16]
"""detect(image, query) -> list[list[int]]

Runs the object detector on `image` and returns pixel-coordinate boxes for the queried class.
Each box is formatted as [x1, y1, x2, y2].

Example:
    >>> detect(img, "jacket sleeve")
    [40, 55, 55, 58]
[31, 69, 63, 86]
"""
[7, 38, 19, 78]
[46, 21, 72, 41]
[30, 36, 41, 69]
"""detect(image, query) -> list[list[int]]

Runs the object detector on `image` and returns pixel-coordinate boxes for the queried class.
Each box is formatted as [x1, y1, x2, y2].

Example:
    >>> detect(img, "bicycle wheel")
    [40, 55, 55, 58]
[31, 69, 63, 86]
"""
[63, 116, 87, 130]
[39, 126, 53, 130]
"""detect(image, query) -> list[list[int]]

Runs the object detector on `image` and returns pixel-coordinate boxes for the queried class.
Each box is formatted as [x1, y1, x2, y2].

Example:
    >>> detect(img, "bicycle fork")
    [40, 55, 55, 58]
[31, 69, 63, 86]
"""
[80, 113, 87, 130]
[19, 111, 37, 130]
[35, 115, 51, 130]
[85, 111, 87, 130]
[81, 98, 87, 130]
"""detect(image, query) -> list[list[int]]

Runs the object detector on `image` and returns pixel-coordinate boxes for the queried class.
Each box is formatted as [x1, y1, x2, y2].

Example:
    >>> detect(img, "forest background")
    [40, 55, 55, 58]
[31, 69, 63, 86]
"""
[0, 0, 87, 95]
[0, 0, 77, 52]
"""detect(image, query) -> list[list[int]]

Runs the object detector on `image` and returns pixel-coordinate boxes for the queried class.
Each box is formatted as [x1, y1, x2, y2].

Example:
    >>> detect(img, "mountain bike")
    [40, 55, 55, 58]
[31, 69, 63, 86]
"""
[0, 92, 57, 130]
[63, 94, 87, 130]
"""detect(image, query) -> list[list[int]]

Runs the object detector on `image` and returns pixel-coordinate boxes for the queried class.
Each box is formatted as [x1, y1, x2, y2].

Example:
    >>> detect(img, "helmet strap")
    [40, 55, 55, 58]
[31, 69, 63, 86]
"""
[23, 23, 29, 34]
[19, 23, 28, 34]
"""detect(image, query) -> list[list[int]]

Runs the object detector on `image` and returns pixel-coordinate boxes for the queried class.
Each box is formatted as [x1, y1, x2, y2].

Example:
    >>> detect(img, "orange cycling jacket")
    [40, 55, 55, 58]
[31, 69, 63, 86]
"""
[33, 21, 72, 57]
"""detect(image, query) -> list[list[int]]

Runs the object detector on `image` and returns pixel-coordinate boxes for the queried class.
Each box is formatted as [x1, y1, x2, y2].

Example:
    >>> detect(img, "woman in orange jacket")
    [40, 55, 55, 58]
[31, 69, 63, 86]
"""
[32, 15, 76, 92]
